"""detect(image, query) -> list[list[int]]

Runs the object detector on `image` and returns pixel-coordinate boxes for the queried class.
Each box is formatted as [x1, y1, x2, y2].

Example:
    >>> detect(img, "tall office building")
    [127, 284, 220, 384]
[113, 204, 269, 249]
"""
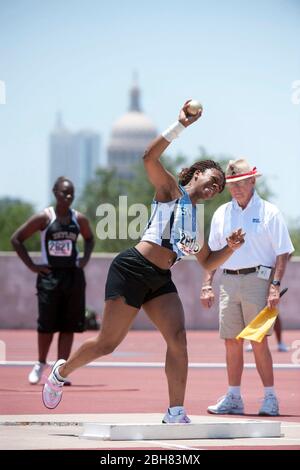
[107, 81, 157, 179]
[49, 113, 100, 201]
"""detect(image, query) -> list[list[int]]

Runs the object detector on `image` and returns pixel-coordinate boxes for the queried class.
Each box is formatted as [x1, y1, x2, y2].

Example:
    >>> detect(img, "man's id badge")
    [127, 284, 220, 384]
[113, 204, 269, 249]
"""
[257, 265, 272, 280]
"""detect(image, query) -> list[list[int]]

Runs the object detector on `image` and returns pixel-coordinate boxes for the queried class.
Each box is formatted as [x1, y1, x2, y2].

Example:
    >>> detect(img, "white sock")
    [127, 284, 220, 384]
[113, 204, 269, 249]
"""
[53, 366, 66, 382]
[168, 406, 184, 416]
[228, 386, 241, 397]
[264, 386, 275, 397]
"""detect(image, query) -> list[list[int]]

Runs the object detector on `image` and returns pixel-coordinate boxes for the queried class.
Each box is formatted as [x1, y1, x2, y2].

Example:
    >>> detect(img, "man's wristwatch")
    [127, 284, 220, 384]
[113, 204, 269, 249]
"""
[271, 280, 281, 287]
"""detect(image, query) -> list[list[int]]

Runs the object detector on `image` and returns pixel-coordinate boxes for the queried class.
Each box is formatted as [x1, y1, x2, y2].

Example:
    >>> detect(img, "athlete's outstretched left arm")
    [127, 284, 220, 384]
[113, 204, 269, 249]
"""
[195, 229, 245, 271]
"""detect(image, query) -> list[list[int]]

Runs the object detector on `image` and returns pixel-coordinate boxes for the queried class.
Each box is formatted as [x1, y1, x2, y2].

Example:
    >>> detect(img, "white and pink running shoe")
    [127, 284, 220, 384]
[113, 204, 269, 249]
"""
[42, 359, 66, 409]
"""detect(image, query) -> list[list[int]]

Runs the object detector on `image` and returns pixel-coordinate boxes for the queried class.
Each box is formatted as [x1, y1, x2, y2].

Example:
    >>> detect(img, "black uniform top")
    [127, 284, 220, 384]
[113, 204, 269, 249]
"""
[41, 206, 80, 268]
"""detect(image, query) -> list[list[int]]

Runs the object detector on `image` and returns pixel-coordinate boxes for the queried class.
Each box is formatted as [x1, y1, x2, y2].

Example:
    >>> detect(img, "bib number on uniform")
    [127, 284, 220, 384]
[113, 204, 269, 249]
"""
[48, 239, 72, 257]
[177, 230, 200, 255]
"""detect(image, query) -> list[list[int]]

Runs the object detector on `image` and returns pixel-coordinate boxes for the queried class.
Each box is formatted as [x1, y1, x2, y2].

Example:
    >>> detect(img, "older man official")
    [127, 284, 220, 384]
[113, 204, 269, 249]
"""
[200, 159, 294, 416]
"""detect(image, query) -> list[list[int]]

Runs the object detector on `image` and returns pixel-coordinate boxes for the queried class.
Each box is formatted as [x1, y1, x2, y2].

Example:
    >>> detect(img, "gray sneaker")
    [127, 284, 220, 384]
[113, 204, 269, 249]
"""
[259, 394, 279, 416]
[278, 342, 289, 352]
[207, 393, 244, 415]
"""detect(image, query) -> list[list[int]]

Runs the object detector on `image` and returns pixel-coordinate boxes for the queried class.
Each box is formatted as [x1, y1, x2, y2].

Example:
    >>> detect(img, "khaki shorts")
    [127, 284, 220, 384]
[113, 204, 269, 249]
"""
[219, 272, 272, 339]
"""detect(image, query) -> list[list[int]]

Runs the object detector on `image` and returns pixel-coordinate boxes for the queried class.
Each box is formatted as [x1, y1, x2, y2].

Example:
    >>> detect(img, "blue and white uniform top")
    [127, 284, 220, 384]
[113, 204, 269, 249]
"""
[40, 206, 80, 268]
[141, 185, 202, 262]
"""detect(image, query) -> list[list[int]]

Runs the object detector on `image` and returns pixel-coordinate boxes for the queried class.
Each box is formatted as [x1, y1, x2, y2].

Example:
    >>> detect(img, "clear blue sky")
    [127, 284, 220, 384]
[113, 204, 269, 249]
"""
[0, 0, 299, 221]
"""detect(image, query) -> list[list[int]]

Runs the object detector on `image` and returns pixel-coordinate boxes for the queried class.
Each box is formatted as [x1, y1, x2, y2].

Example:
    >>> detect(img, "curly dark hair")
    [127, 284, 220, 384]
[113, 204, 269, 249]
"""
[52, 176, 74, 193]
[178, 160, 225, 192]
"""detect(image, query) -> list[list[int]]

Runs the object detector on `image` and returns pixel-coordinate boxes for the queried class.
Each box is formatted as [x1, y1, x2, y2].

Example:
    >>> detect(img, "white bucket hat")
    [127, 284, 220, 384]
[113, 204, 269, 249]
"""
[225, 158, 262, 183]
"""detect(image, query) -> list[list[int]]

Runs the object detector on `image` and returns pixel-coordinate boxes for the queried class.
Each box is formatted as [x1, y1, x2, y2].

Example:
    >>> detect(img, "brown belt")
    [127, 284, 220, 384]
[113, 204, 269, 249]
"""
[223, 266, 260, 275]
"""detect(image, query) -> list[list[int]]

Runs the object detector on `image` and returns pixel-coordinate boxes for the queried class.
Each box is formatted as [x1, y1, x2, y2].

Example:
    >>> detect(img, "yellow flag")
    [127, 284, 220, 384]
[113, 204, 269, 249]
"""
[236, 287, 288, 343]
[236, 306, 279, 343]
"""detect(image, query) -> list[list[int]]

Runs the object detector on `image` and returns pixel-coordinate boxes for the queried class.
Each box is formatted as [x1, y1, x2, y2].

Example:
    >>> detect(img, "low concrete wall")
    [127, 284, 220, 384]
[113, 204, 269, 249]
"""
[0, 253, 299, 330]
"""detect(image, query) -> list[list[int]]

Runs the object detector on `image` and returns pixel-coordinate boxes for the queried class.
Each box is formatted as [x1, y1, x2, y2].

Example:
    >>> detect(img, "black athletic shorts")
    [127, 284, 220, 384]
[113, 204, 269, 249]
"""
[36, 267, 86, 333]
[105, 247, 177, 309]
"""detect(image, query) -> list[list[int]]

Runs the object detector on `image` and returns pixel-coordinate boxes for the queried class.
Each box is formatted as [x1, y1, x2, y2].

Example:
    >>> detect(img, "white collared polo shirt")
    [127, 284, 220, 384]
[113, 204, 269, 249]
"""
[208, 191, 294, 270]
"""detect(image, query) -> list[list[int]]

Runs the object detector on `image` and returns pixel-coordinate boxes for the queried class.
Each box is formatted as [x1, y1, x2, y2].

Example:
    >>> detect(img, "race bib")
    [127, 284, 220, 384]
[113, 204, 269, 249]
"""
[48, 239, 72, 257]
[176, 230, 200, 255]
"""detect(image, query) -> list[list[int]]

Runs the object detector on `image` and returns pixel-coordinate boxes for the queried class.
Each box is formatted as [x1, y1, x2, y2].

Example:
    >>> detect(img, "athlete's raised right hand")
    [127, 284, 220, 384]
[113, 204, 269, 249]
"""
[179, 100, 203, 128]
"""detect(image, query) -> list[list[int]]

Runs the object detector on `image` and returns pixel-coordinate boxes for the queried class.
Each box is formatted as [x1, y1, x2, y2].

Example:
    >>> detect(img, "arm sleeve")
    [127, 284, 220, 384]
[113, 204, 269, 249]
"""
[267, 211, 294, 255]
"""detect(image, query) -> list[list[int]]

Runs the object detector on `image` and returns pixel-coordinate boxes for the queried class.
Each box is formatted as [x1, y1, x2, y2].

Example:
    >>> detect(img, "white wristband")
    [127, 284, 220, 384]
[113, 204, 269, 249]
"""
[162, 121, 185, 143]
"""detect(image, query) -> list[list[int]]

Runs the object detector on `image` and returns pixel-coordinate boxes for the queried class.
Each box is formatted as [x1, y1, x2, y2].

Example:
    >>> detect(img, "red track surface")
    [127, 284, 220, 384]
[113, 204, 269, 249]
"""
[1, 329, 299, 420]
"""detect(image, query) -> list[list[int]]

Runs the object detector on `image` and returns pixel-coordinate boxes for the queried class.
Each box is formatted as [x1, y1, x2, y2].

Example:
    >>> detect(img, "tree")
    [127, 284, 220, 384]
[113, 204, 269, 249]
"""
[0, 198, 40, 251]
[78, 168, 133, 252]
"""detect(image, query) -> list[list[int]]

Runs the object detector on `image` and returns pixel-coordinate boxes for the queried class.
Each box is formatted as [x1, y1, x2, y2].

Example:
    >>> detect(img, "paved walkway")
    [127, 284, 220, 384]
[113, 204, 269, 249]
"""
[1, 413, 300, 450]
